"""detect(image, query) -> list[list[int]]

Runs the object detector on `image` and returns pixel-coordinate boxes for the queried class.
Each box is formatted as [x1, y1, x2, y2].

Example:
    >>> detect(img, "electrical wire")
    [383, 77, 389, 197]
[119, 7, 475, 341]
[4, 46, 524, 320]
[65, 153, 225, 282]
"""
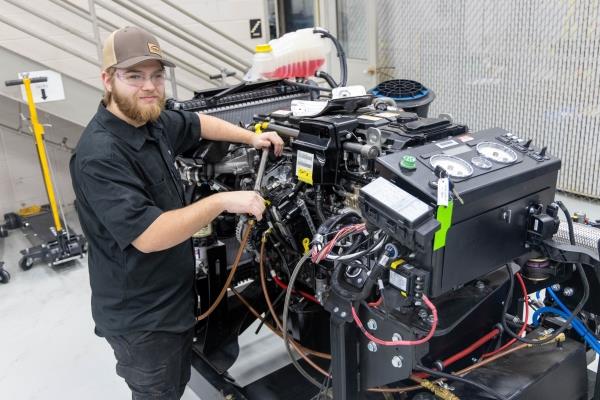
[413, 365, 509, 400]
[500, 201, 589, 345]
[482, 272, 529, 358]
[352, 295, 437, 346]
[283, 253, 330, 387]
[197, 220, 254, 321]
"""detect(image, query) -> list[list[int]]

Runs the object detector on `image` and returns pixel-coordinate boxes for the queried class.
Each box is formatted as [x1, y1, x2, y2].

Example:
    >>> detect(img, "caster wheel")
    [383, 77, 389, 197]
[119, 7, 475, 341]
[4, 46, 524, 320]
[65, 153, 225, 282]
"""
[0, 268, 10, 284]
[19, 256, 34, 271]
[0, 225, 7, 238]
[4, 212, 22, 230]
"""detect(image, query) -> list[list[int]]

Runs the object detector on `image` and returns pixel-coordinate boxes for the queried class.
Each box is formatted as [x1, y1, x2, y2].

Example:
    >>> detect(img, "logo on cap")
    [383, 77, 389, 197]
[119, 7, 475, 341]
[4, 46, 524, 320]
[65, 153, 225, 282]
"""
[148, 43, 162, 56]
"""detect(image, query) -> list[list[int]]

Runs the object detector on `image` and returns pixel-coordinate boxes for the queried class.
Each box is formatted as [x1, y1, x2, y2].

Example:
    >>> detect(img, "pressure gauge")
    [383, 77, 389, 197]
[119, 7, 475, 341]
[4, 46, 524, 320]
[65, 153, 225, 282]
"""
[471, 156, 492, 170]
[476, 142, 518, 164]
[429, 154, 473, 178]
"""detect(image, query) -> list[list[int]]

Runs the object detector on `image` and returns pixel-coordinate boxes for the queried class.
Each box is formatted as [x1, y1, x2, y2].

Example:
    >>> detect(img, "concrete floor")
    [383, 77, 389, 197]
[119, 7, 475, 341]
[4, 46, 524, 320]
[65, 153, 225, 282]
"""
[0, 208, 292, 400]
[0, 204, 598, 399]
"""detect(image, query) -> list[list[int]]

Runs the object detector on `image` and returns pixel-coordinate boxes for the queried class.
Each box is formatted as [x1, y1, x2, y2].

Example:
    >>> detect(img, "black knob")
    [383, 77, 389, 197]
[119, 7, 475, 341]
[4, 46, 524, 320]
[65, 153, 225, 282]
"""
[539, 146, 547, 157]
[524, 139, 532, 148]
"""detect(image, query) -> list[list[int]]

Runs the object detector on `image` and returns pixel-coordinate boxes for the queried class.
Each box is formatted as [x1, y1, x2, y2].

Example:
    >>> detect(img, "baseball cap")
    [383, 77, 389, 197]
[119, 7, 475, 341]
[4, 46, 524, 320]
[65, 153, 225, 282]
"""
[102, 26, 175, 71]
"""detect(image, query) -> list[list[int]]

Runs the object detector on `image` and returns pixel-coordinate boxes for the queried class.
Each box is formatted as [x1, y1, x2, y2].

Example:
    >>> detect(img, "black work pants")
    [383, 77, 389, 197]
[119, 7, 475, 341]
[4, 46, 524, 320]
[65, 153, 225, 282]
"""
[105, 328, 194, 400]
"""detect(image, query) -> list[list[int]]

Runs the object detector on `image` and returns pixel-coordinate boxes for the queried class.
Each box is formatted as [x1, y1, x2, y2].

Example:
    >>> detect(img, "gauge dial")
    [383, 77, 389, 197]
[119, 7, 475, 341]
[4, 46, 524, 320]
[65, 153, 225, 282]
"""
[471, 156, 492, 170]
[429, 154, 474, 178]
[476, 142, 518, 164]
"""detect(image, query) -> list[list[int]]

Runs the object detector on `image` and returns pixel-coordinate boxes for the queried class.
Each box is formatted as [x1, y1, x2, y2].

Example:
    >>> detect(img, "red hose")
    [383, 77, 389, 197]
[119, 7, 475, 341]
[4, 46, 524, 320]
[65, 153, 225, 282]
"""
[353, 295, 437, 346]
[481, 272, 529, 359]
[272, 274, 319, 304]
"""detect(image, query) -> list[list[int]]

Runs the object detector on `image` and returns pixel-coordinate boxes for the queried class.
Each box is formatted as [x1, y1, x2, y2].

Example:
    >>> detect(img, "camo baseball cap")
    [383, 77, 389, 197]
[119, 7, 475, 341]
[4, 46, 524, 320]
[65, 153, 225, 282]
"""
[102, 26, 175, 70]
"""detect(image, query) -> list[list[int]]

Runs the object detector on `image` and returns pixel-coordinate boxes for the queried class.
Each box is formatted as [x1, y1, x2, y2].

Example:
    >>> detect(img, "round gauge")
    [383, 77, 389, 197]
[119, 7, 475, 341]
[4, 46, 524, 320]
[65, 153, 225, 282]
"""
[429, 154, 473, 178]
[471, 156, 492, 170]
[476, 142, 518, 164]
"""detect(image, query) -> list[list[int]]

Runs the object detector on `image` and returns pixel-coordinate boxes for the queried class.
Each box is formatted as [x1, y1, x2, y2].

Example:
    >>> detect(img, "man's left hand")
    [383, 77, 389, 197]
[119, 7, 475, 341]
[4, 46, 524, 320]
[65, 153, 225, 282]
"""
[251, 131, 284, 156]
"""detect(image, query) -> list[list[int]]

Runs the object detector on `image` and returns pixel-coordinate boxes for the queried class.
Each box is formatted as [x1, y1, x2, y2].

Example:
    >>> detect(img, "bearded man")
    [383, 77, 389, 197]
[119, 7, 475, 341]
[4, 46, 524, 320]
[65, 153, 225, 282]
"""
[69, 26, 283, 400]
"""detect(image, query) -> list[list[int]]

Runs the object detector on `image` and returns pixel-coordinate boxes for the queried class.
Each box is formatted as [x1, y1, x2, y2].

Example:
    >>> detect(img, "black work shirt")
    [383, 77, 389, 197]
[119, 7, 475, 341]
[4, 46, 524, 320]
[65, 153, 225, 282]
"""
[70, 103, 201, 337]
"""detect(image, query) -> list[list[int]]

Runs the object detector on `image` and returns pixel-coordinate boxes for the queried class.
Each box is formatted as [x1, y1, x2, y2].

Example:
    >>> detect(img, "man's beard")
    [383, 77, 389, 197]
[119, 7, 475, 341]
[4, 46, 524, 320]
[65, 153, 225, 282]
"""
[112, 87, 165, 124]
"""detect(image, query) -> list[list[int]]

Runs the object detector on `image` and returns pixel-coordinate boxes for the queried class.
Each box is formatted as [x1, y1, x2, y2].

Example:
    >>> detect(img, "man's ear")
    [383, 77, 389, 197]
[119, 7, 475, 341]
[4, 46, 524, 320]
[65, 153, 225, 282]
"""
[101, 70, 113, 93]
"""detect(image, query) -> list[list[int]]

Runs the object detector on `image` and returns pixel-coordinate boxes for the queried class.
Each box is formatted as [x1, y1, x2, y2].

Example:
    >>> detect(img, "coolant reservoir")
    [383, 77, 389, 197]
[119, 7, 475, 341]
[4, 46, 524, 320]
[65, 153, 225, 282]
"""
[251, 28, 331, 79]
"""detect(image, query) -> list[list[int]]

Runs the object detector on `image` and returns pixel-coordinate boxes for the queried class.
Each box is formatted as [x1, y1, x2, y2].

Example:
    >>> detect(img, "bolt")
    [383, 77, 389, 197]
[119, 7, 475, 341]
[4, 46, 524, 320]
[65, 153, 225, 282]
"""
[427, 315, 435, 325]
[392, 333, 402, 342]
[224, 395, 234, 400]
[391, 356, 403, 368]
[418, 309, 428, 320]
[551, 284, 561, 291]
[563, 287, 574, 297]
[333, 307, 339, 313]
[367, 319, 378, 331]
[475, 281, 485, 290]
[340, 311, 347, 318]
[368, 341, 378, 352]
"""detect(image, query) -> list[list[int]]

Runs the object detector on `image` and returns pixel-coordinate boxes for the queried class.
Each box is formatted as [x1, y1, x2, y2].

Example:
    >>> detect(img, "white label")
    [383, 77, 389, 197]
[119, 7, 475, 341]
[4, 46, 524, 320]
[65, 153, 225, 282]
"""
[271, 109, 291, 117]
[436, 139, 458, 149]
[332, 85, 367, 99]
[377, 112, 399, 118]
[291, 100, 327, 117]
[390, 270, 408, 291]
[359, 115, 382, 121]
[437, 177, 449, 206]
[18, 70, 65, 103]
[296, 150, 314, 184]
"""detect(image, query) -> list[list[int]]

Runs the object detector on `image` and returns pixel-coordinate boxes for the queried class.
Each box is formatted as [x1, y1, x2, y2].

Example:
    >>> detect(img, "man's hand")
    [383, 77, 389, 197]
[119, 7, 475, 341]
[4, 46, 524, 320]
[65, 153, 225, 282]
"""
[251, 131, 284, 156]
[218, 191, 266, 221]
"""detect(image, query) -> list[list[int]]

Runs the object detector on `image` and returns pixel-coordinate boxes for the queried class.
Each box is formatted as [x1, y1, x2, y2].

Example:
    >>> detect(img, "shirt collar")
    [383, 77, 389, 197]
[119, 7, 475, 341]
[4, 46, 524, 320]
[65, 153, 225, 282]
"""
[95, 102, 159, 151]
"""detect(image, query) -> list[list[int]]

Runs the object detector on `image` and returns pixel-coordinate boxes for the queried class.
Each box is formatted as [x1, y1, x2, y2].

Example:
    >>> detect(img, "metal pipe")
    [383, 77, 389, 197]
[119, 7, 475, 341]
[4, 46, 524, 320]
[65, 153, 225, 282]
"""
[94, 0, 229, 82]
[159, 0, 254, 53]
[254, 149, 270, 192]
[112, 0, 250, 71]
[0, 13, 99, 66]
[168, 67, 178, 98]
[87, 0, 104, 63]
[268, 123, 299, 138]
[342, 142, 379, 159]
[50, 0, 221, 86]
[4, 0, 96, 44]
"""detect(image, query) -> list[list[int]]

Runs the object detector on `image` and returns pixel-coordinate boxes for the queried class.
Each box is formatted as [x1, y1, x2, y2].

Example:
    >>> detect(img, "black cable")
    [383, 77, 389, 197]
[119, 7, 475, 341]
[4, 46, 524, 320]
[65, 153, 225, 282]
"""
[313, 28, 348, 87]
[501, 201, 590, 345]
[413, 365, 509, 400]
[314, 185, 326, 224]
[284, 79, 332, 92]
[315, 71, 338, 89]
[282, 253, 324, 388]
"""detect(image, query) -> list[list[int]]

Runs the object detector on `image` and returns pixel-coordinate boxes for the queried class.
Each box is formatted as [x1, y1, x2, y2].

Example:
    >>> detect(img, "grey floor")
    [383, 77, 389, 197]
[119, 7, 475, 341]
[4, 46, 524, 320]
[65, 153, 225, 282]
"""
[0, 207, 292, 400]
[1, 198, 598, 400]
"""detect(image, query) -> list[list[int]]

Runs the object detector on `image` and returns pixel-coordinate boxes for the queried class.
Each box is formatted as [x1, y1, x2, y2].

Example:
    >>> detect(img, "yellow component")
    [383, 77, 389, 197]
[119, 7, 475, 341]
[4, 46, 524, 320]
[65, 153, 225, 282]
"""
[400, 291, 408, 297]
[18, 205, 42, 217]
[261, 227, 273, 243]
[254, 121, 269, 134]
[255, 44, 272, 53]
[23, 77, 63, 232]
[390, 259, 406, 270]
[420, 379, 460, 400]
[302, 238, 310, 254]
[297, 167, 313, 185]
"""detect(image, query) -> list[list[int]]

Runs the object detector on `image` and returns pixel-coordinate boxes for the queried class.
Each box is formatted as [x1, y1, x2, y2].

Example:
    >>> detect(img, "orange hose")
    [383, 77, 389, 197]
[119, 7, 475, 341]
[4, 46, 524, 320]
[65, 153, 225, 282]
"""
[197, 220, 254, 321]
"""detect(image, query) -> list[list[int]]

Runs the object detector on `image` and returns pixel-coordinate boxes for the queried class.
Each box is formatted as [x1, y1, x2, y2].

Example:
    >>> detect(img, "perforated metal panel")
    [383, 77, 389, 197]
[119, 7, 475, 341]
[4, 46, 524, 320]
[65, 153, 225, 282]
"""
[376, 0, 600, 199]
[337, 0, 369, 60]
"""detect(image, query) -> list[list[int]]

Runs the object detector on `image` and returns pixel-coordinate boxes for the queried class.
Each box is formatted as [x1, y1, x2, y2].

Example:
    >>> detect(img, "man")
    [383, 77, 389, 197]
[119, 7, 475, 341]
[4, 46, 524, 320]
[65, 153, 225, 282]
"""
[70, 26, 283, 399]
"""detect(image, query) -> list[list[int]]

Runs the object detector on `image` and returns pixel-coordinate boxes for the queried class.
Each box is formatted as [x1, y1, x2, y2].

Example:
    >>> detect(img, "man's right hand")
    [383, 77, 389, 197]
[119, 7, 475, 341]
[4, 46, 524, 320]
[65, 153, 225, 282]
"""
[218, 191, 266, 221]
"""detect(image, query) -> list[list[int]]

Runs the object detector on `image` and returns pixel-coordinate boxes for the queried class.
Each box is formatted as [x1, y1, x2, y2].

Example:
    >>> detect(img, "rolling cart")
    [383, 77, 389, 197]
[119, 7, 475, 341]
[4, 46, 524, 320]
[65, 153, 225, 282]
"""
[4, 75, 86, 270]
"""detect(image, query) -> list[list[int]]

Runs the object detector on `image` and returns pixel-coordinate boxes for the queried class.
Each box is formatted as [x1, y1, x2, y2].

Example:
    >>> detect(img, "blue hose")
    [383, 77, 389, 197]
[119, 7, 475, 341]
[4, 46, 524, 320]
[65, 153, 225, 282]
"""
[533, 288, 600, 353]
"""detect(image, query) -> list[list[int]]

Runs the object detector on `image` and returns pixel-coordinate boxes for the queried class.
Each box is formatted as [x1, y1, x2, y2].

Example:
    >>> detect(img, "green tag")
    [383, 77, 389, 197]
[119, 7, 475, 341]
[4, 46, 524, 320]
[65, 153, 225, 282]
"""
[433, 201, 454, 250]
